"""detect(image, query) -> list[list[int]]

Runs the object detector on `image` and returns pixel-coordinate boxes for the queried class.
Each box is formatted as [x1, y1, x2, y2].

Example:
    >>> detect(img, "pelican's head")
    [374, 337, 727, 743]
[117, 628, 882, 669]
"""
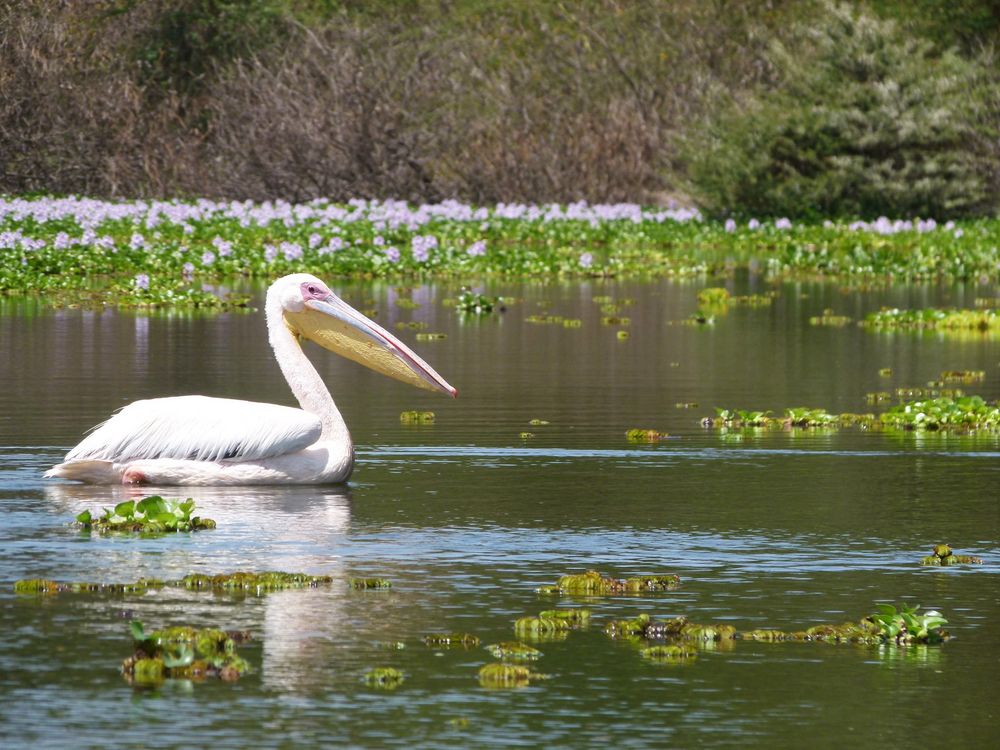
[269, 273, 457, 397]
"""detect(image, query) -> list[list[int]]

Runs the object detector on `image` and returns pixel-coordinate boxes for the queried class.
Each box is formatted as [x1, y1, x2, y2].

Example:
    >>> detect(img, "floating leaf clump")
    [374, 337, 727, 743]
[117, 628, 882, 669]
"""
[920, 544, 983, 566]
[809, 309, 852, 326]
[478, 663, 548, 688]
[626, 428, 668, 442]
[704, 397, 1000, 434]
[350, 577, 392, 589]
[639, 644, 698, 662]
[939, 370, 985, 383]
[546, 570, 681, 596]
[485, 642, 543, 661]
[415, 332, 447, 341]
[423, 633, 480, 648]
[122, 621, 251, 686]
[862, 307, 999, 333]
[455, 289, 496, 314]
[15, 570, 333, 597]
[697, 288, 730, 306]
[364, 667, 405, 689]
[76, 497, 215, 534]
[400, 410, 435, 424]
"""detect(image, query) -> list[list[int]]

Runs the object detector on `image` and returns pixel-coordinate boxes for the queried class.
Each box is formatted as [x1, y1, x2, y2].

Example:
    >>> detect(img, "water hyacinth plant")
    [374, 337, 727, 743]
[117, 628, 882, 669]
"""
[15, 571, 335, 597]
[123, 621, 252, 686]
[2, 197, 1000, 311]
[76, 496, 215, 534]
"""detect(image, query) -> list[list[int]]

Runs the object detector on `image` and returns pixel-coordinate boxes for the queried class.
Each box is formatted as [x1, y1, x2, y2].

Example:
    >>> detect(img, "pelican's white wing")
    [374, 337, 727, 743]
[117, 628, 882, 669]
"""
[64, 395, 322, 463]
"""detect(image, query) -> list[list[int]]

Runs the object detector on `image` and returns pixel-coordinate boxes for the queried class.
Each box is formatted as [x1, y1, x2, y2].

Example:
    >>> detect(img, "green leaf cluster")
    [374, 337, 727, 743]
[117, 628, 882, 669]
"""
[76, 496, 216, 534]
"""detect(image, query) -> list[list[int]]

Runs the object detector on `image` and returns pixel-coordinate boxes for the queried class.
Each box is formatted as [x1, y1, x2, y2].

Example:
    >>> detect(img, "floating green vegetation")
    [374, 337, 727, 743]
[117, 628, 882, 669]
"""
[395, 298, 420, 309]
[697, 287, 730, 306]
[478, 663, 548, 688]
[878, 367, 893, 377]
[626, 428, 668, 442]
[562, 318, 583, 328]
[184, 571, 334, 592]
[939, 370, 985, 383]
[675, 402, 699, 409]
[730, 293, 774, 307]
[545, 570, 682, 596]
[681, 312, 715, 326]
[47, 281, 254, 313]
[364, 667, 405, 689]
[920, 544, 983, 566]
[529, 418, 550, 426]
[526, 314, 563, 324]
[606, 614, 736, 642]
[5, 198, 1000, 306]
[395, 320, 428, 330]
[122, 621, 251, 686]
[869, 604, 949, 644]
[809, 309, 852, 326]
[415, 332, 447, 341]
[639, 644, 698, 662]
[76, 497, 215, 534]
[705, 397, 1000, 433]
[519, 432, 535, 439]
[514, 615, 576, 637]
[865, 391, 893, 404]
[15, 570, 333, 597]
[616, 330, 630, 340]
[538, 609, 591, 625]
[455, 288, 496, 314]
[400, 410, 435, 424]
[485, 642, 543, 661]
[879, 396, 1000, 432]
[423, 633, 480, 648]
[349, 578, 392, 589]
[863, 307, 1000, 333]
[601, 316, 630, 326]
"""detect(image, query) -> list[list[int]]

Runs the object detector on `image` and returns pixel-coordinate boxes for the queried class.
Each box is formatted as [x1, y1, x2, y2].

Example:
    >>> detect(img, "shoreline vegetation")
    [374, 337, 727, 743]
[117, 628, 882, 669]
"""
[2, 196, 999, 309]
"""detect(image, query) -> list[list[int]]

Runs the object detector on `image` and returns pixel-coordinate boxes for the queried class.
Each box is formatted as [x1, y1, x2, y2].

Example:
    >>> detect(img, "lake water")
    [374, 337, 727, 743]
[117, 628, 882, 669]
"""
[1, 275, 998, 748]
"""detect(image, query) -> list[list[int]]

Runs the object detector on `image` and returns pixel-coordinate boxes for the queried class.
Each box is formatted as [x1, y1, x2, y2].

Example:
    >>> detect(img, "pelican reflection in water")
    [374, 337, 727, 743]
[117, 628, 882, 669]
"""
[46, 274, 456, 485]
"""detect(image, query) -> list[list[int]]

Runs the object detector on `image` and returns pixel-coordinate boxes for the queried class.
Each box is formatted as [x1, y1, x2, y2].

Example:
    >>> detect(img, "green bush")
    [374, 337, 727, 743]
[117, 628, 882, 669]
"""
[687, 2, 996, 219]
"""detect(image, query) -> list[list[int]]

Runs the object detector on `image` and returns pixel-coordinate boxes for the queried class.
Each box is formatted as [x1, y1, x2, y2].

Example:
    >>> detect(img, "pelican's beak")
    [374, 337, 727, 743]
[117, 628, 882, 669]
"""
[285, 294, 458, 397]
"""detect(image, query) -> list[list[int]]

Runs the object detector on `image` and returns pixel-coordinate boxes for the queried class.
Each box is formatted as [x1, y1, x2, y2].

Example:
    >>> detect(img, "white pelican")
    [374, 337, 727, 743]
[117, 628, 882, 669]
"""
[45, 273, 456, 485]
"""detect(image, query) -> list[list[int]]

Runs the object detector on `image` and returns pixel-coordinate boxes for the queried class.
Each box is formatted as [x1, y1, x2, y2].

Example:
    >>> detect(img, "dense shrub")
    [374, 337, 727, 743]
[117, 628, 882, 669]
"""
[687, 3, 997, 219]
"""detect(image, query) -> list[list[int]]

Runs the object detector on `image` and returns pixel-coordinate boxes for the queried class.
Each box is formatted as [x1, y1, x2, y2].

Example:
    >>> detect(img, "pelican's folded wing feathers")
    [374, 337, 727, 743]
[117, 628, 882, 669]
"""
[63, 396, 322, 463]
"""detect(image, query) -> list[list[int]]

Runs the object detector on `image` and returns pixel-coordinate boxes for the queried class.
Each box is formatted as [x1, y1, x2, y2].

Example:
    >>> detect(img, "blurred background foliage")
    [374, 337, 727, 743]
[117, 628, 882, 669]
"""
[1, 0, 999, 218]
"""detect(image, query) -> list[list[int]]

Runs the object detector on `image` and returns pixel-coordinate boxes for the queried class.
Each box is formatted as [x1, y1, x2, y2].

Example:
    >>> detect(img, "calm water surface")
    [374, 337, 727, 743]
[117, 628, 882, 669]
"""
[1, 276, 998, 748]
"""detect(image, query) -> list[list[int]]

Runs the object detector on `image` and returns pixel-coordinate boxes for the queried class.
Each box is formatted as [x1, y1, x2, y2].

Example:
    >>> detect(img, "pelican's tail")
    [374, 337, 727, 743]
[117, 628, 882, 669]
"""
[45, 460, 120, 484]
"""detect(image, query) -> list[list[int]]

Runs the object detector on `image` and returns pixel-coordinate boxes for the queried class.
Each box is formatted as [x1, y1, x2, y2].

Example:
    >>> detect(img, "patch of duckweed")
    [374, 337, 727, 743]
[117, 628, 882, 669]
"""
[862, 307, 1000, 333]
[675, 402, 698, 409]
[519, 432, 535, 439]
[15, 571, 333, 597]
[478, 663, 548, 688]
[616, 330, 630, 340]
[626, 428, 668, 442]
[528, 418, 550, 426]
[920, 544, 984, 566]
[349, 578, 392, 589]
[423, 633, 480, 648]
[364, 667, 405, 689]
[122, 621, 251, 686]
[400, 410, 435, 424]
[76, 497, 215, 535]
[697, 288, 730, 306]
[415, 332, 447, 341]
[485, 642, 543, 661]
[544, 570, 681, 596]
[601, 316, 630, 326]
[514, 616, 576, 638]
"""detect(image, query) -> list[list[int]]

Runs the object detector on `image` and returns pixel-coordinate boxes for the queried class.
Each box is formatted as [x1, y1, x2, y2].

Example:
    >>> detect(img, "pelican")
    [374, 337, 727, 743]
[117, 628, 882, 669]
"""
[45, 273, 456, 485]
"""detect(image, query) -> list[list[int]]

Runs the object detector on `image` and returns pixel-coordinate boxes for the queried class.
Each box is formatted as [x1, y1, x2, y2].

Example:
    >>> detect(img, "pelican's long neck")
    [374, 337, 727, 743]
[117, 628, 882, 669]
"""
[265, 296, 350, 446]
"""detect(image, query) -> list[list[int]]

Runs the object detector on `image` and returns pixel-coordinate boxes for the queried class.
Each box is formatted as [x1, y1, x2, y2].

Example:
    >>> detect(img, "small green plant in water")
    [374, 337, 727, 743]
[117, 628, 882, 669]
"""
[77, 496, 215, 534]
[869, 604, 949, 644]
[400, 410, 435, 424]
[920, 544, 983, 566]
[364, 667, 405, 689]
[455, 288, 496, 314]
[122, 621, 251, 686]
[478, 663, 548, 688]
[423, 633, 480, 648]
[549, 570, 681, 596]
[626, 428, 668, 442]
[639, 644, 698, 662]
[349, 578, 392, 589]
[485, 642, 543, 661]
